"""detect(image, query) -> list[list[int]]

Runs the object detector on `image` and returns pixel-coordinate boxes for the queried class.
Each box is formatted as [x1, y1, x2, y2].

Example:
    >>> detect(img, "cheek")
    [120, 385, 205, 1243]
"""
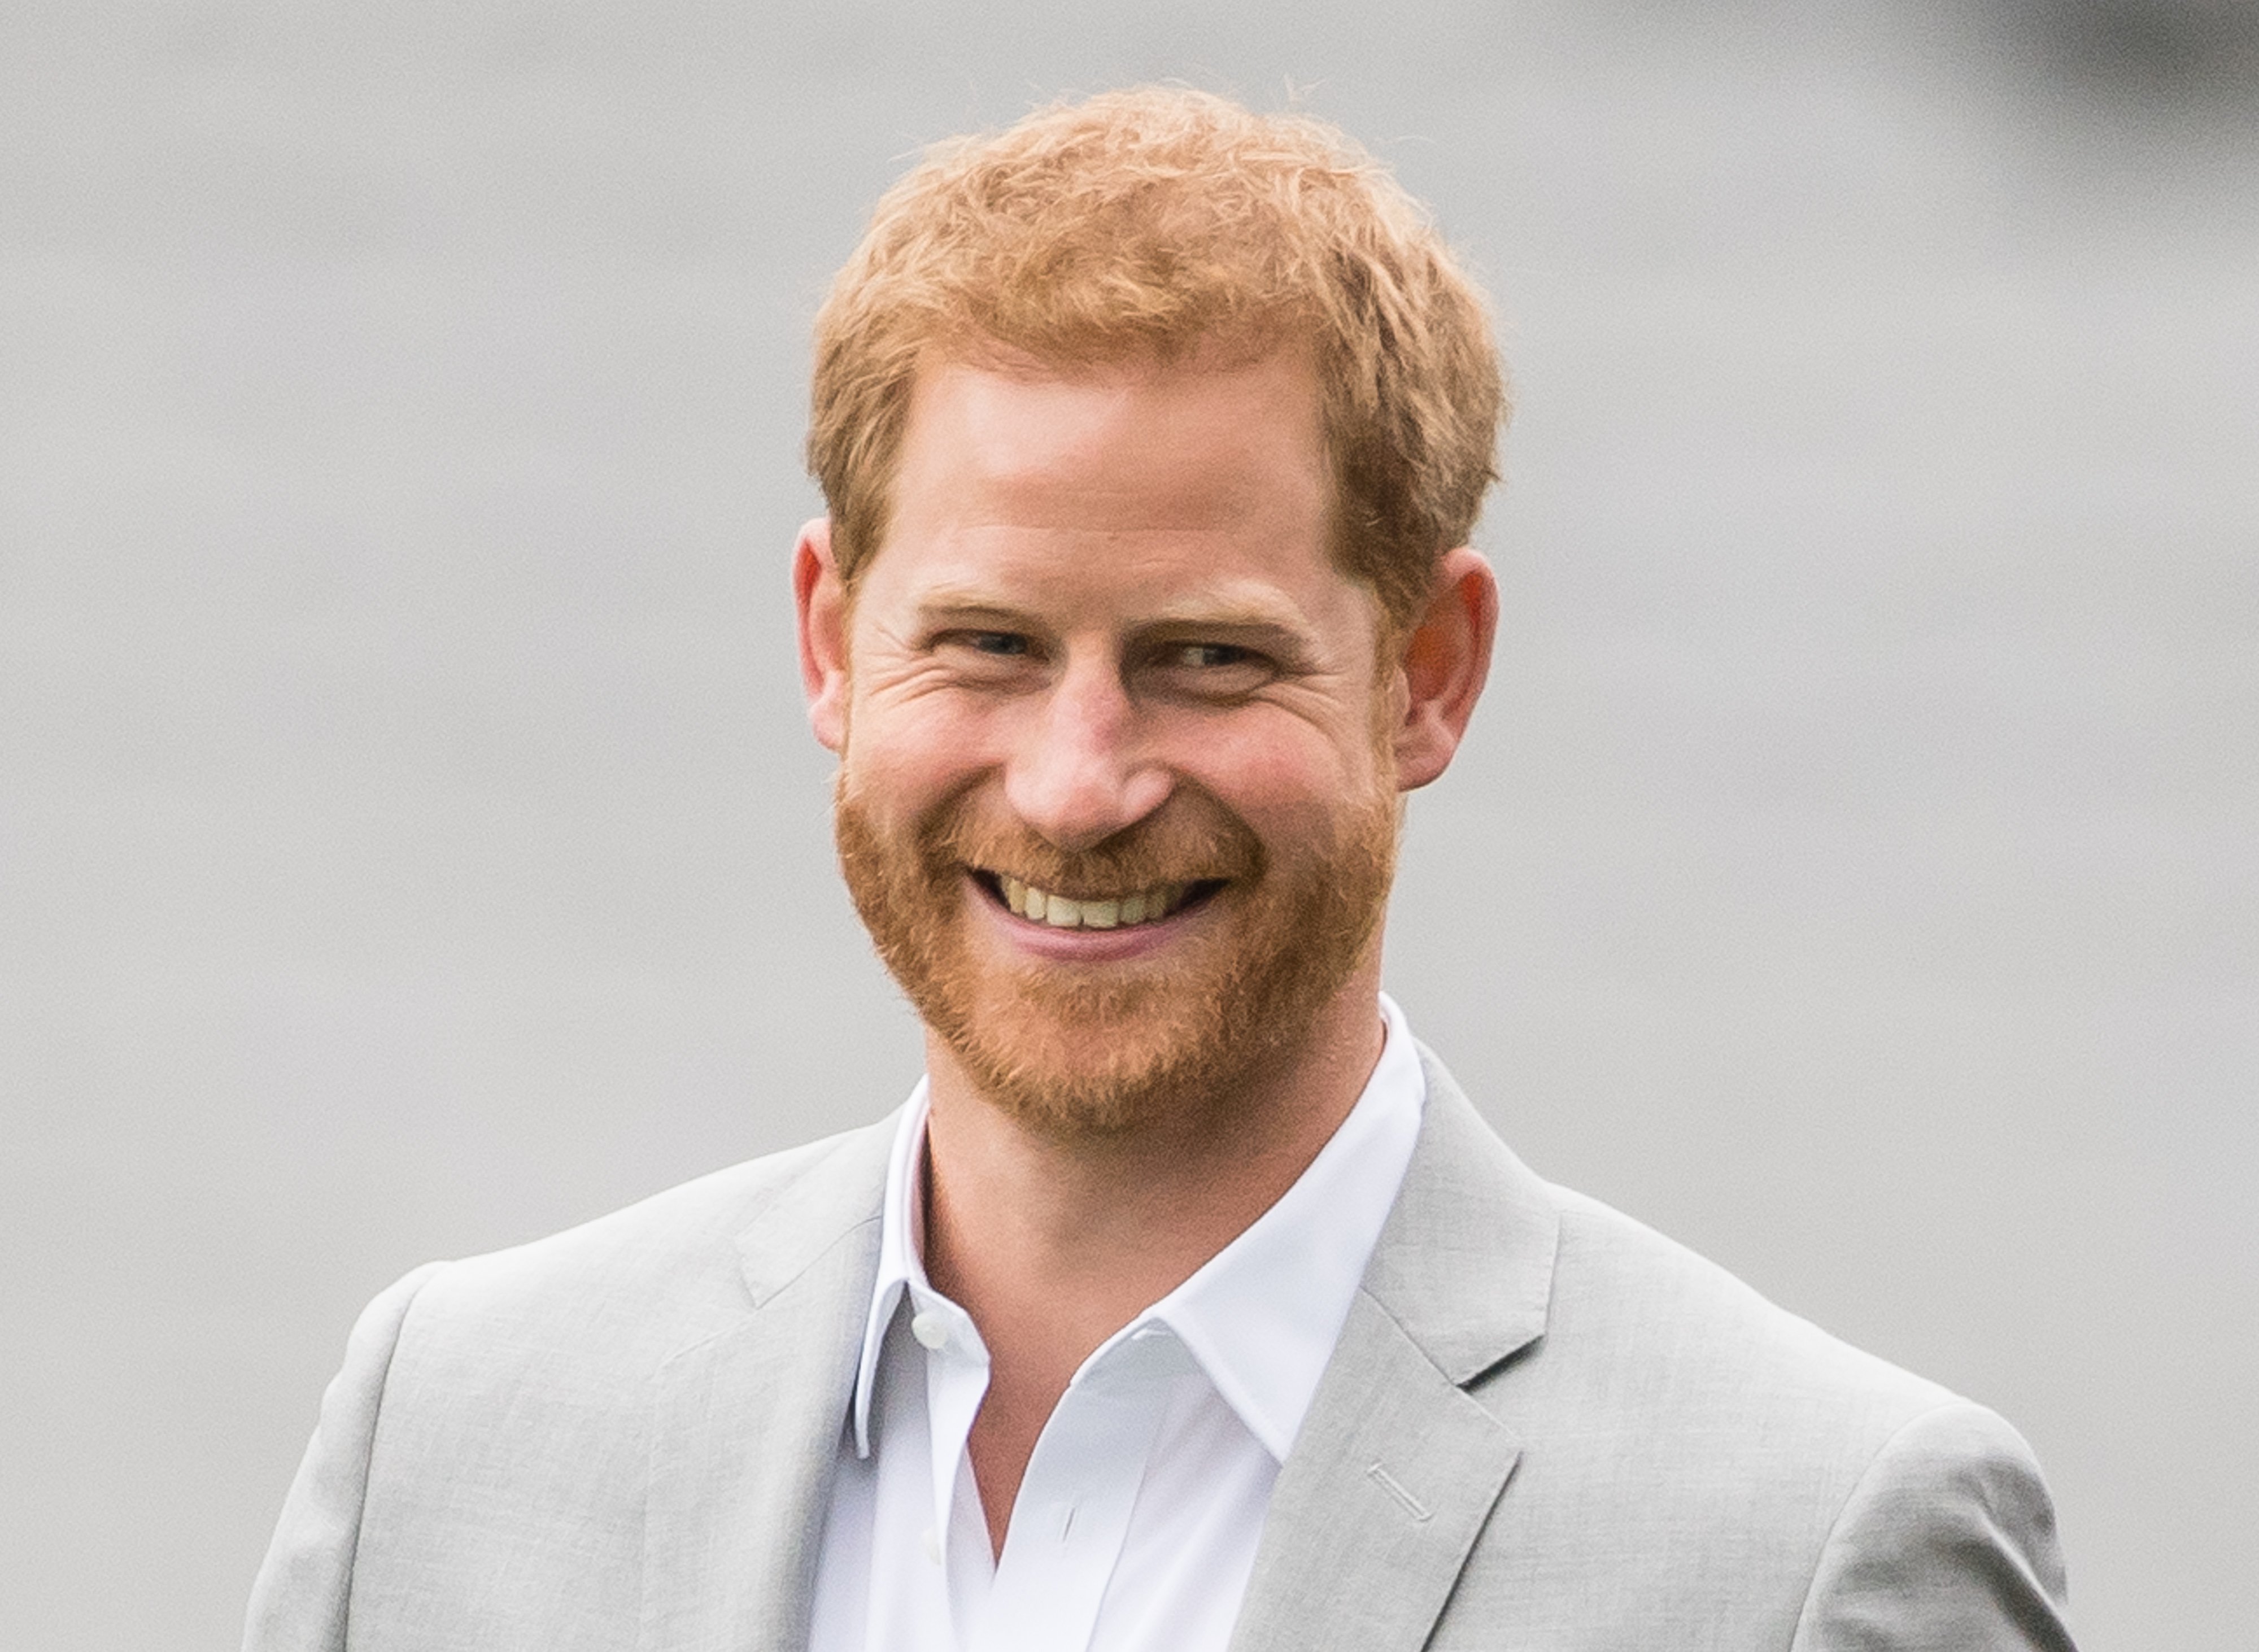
[843, 688, 1002, 807]
[1173, 717, 1383, 827]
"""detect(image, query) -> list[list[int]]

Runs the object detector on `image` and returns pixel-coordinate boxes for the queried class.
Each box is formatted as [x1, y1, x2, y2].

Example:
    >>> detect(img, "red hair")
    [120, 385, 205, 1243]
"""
[807, 86, 1507, 629]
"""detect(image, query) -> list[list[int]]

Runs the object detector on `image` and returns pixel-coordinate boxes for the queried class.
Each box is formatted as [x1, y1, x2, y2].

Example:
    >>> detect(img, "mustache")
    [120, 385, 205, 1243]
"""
[920, 795, 1265, 898]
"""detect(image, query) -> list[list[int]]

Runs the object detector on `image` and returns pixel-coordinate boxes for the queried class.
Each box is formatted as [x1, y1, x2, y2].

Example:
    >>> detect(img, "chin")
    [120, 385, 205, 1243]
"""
[934, 978, 1275, 1143]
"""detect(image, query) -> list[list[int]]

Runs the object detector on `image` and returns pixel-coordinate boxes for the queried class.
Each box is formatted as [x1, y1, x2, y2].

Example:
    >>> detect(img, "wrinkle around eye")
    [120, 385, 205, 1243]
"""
[1216, 669, 1373, 731]
[856, 649, 997, 707]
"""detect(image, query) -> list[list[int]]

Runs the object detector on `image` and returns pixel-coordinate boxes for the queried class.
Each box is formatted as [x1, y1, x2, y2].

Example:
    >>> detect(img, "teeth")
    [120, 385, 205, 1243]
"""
[995, 876, 1192, 930]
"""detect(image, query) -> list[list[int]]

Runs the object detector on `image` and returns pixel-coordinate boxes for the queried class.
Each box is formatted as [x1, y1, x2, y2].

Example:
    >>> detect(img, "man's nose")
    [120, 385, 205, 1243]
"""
[1002, 656, 1172, 852]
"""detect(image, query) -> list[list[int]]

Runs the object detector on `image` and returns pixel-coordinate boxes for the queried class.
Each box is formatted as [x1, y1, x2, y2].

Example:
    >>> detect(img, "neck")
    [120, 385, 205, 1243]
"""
[917, 957, 1388, 1552]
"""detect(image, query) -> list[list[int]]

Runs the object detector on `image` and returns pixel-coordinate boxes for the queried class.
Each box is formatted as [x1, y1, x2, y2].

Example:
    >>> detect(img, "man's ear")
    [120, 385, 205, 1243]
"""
[1392, 546, 1498, 791]
[793, 517, 849, 753]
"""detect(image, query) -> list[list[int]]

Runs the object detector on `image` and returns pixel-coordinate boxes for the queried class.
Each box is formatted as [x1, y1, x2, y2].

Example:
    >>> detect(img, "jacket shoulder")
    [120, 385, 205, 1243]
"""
[397, 1114, 896, 1374]
[242, 1117, 896, 1652]
[1447, 1171, 2073, 1646]
[1790, 1398, 2076, 1650]
[1537, 1180, 1955, 1431]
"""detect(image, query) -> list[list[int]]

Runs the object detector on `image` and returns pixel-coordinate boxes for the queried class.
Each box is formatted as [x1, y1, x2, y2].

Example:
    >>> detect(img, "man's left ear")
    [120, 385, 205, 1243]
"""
[1391, 546, 1499, 791]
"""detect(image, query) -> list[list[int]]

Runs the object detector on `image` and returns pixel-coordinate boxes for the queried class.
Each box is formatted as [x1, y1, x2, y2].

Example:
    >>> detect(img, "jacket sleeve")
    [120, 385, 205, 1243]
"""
[242, 1263, 448, 1652]
[1791, 1398, 2077, 1652]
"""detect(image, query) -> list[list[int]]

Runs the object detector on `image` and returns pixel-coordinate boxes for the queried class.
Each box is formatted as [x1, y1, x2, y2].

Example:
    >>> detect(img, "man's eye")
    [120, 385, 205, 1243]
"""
[1173, 643, 1252, 669]
[1152, 641, 1276, 698]
[960, 631, 1031, 657]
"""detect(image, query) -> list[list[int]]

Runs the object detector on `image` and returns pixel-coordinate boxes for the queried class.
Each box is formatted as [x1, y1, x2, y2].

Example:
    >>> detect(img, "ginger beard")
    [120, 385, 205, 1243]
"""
[834, 773, 1401, 1143]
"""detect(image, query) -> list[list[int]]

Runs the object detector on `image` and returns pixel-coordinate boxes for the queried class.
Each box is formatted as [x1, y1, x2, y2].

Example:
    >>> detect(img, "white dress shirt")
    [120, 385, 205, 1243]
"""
[806, 995, 1428, 1652]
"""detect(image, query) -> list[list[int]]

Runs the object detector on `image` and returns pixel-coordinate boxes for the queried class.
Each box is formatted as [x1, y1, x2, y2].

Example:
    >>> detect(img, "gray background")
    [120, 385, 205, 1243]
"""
[3, 1, 2253, 1647]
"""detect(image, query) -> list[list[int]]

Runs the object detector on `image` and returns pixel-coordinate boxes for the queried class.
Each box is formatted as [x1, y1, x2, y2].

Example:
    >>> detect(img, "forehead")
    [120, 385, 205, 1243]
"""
[870, 346, 1341, 614]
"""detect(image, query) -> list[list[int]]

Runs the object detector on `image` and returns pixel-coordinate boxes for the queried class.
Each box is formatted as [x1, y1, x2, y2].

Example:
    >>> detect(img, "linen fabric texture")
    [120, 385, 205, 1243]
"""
[244, 1047, 2078, 1652]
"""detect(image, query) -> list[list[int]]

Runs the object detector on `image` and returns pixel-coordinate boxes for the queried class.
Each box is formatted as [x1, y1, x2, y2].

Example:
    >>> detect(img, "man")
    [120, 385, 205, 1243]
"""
[246, 89, 2077, 1651]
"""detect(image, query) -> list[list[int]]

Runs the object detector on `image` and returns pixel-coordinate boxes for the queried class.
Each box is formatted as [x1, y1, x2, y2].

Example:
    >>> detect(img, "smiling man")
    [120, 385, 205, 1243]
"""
[247, 89, 2078, 1652]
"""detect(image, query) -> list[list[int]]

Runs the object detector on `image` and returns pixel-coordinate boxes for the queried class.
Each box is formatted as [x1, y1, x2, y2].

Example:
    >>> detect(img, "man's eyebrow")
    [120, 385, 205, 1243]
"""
[1135, 596, 1305, 630]
[912, 596, 1037, 630]
[1133, 613, 1314, 658]
[908, 589, 1316, 640]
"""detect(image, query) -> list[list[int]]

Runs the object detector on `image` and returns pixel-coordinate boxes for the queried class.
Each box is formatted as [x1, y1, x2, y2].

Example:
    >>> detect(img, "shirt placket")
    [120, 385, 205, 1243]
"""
[966, 1322, 1193, 1652]
[907, 1285, 992, 1650]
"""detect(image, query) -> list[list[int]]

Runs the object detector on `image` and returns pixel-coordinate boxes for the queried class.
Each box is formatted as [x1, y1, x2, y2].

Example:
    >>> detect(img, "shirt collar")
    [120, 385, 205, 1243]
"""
[848, 993, 1429, 1463]
[848, 1072, 935, 1458]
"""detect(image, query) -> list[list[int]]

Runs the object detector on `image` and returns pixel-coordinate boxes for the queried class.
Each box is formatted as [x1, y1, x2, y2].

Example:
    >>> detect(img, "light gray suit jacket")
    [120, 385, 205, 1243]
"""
[246, 1052, 2077, 1651]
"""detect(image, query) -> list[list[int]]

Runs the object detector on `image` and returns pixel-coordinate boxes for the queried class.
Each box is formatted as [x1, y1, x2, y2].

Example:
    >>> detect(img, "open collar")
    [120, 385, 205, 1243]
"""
[846, 995, 1429, 1463]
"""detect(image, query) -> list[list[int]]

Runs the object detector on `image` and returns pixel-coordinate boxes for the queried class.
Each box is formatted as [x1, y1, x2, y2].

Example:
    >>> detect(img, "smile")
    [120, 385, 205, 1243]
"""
[986, 873, 1218, 931]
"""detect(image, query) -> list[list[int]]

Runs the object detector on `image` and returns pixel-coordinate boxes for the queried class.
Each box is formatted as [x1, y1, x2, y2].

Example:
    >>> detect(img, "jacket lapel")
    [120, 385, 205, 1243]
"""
[639, 1125, 893, 1652]
[1229, 1052, 1561, 1652]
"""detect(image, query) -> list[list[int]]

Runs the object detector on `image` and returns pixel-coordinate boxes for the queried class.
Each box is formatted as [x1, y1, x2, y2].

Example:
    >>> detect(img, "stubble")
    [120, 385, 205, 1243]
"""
[834, 778, 1399, 1144]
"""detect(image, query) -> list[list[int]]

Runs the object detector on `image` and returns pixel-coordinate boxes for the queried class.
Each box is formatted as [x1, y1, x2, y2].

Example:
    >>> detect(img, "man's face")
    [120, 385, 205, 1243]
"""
[813, 346, 1407, 1138]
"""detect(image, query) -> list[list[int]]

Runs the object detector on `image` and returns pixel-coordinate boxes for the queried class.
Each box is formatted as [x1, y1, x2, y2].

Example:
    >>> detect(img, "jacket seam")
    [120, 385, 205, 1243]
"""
[1785, 1395, 1969, 1652]
[337, 1260, 452, 1649]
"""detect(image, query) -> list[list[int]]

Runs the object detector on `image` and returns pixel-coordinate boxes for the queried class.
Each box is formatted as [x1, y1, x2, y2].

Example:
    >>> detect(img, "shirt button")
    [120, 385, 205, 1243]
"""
[920, 1525, 941, 1564]
[910, 1310, 950, 1350]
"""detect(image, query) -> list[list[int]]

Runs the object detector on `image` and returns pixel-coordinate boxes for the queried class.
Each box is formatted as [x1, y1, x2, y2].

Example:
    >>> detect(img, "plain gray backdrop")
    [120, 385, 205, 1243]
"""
[3, 1, 2253, 1647]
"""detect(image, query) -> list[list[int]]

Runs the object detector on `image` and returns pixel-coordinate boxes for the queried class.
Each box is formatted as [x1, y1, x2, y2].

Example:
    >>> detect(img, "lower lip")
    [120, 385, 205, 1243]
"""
[968, 877, 1207, 961]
